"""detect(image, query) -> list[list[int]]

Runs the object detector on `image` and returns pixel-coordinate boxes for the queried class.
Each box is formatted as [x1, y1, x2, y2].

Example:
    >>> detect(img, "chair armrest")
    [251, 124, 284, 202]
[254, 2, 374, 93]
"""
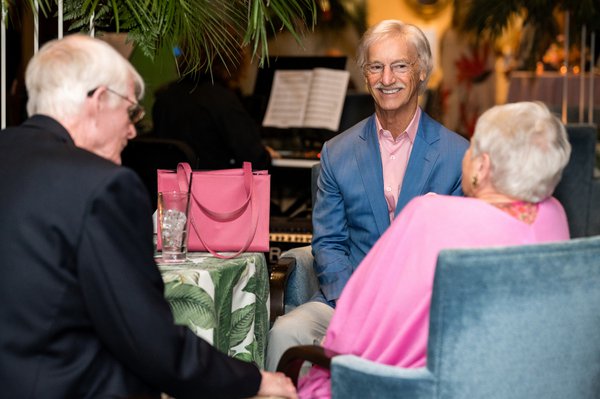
[276, 346, 435, 396]
[280, 245, 319, 311]
[269, 257, 296, 323]
[331, 356, 435, 398]
[276, 344, 339, 386]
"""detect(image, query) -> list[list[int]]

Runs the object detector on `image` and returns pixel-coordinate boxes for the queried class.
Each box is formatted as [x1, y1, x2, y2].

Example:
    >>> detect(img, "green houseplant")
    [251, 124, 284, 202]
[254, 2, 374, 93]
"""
[8, 0, 317, 73]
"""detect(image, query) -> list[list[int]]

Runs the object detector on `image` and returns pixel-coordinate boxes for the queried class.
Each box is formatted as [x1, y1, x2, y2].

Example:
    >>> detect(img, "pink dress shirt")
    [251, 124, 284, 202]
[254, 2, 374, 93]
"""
[377, 107, 421, 221]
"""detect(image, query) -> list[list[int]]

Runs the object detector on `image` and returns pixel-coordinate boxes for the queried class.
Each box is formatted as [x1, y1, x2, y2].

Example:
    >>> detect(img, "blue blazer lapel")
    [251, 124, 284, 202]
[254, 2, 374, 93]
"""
[355, 116, 390, 235]
[396, 113, 441, 213]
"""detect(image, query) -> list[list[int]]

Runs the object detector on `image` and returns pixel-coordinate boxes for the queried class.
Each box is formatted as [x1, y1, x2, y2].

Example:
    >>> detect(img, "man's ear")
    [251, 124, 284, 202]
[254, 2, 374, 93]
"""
[87, 86, 107, 103]
[85, 86, 108, 118]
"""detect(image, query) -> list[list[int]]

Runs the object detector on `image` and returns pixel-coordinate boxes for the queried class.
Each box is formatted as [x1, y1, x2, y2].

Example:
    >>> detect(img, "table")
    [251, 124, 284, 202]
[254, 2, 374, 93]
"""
[157, 252, 269, 368]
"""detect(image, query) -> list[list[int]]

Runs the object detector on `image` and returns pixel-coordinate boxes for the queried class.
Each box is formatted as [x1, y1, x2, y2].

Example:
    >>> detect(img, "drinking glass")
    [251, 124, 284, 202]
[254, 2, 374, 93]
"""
[158, 191, 190, 263]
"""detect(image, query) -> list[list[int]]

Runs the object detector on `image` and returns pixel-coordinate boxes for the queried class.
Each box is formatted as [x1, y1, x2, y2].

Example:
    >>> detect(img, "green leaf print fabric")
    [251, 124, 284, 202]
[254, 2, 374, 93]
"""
[159, 253, 269, 368]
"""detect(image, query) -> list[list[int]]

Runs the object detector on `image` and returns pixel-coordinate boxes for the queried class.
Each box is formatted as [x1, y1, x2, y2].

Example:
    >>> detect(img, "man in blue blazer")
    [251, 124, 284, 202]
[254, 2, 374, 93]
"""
[267, 20, 469, 370]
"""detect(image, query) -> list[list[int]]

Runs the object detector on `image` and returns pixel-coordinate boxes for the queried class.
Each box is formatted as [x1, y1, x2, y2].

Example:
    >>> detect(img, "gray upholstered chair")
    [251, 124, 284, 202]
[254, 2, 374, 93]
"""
[269, 164, 320, 318]
[278, 236, 600, 398]
[553, 124, 600, 237]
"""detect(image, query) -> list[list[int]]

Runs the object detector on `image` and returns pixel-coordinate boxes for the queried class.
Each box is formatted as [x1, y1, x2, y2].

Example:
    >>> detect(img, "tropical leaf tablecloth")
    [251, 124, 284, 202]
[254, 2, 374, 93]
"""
[157, 252, 269, 368]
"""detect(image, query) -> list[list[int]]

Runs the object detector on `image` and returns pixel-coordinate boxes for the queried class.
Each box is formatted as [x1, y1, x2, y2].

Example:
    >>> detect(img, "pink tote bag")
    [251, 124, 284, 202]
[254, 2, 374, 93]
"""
[157, 162, 270, 259]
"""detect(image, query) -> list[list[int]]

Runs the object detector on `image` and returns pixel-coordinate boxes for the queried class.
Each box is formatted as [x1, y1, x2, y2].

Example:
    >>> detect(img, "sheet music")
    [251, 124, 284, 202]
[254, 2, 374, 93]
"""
[262, 68, 350, 131]
[262, 70, 313, 128]
[303, 68, 350, 131]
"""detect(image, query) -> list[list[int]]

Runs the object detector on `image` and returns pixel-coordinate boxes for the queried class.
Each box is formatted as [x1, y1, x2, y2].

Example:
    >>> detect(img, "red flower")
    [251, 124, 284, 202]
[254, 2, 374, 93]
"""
[455, 44, 492, 86]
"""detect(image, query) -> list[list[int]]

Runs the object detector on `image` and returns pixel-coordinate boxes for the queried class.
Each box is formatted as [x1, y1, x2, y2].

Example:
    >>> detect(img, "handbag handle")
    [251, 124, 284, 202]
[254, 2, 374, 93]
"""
[177, 162, 260, 259]
[177, 163, 252, 221]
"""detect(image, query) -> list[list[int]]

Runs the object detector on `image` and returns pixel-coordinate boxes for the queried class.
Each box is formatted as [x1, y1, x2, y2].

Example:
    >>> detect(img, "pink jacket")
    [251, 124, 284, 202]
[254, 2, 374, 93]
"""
[299, 195, 570, 398]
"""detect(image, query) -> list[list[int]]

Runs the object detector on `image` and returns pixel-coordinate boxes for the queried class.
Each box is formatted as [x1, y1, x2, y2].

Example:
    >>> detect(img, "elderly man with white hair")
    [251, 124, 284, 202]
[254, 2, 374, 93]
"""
[0, 34, 296, 399]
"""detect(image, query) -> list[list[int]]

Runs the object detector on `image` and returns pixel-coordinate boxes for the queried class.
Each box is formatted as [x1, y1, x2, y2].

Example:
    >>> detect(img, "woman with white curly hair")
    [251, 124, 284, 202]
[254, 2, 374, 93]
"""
[298, 101, 571, 398]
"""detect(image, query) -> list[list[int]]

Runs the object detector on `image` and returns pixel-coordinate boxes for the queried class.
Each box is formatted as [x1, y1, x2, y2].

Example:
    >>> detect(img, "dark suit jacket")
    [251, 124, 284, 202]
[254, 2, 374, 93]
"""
[0, 115, 261, 398]
[312, 111, 470, 302]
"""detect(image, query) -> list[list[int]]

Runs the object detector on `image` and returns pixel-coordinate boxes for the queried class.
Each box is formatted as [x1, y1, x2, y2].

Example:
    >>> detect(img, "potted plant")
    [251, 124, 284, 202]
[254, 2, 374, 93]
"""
[10, 0, 317, 73]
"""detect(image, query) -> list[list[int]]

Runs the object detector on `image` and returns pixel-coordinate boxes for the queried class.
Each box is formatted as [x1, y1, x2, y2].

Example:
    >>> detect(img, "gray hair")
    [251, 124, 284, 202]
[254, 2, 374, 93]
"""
[356, 19, 433, 94]
[471, 101, 571, 202]
[25, 34, 144, 120]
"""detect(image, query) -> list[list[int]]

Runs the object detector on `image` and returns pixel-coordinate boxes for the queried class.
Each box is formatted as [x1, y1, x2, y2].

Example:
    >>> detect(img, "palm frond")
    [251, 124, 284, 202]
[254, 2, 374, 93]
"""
[245, 0, 317, 67]
[19, 0, 54, 15]
[16, 0, 317, 74]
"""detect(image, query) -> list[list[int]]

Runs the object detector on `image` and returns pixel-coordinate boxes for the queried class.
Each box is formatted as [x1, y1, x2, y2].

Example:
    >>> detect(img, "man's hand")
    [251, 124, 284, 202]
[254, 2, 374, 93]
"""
[256, 370, 298, 398]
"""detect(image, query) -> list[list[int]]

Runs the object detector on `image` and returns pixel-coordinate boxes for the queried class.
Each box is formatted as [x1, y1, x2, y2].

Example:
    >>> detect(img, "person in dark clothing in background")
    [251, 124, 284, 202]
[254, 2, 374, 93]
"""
[152, 46, 279, 171]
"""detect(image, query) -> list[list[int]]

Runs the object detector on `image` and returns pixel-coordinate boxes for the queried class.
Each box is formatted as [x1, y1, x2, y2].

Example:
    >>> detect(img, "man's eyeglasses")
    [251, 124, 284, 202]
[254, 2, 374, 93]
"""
[364, 60, 417, 76]
[87, 87, 145, 124]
